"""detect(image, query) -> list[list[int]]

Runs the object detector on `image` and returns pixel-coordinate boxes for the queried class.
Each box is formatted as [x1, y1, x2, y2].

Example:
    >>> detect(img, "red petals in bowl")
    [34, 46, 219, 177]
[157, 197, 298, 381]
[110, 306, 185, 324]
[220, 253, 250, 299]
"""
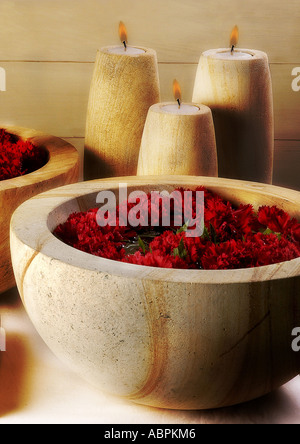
[0, 129, 48, 181]
[54, 187, 300, 270]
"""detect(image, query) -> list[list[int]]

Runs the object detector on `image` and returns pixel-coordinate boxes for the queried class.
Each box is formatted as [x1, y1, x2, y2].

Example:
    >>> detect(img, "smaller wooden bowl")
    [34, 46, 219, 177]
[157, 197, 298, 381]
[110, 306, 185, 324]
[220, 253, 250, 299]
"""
[0, 126, 80, 294]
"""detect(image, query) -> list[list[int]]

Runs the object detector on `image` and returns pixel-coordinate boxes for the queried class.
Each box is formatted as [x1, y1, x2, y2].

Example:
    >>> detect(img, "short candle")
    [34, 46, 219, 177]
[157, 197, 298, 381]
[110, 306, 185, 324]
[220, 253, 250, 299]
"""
[137, 79, 218, 177]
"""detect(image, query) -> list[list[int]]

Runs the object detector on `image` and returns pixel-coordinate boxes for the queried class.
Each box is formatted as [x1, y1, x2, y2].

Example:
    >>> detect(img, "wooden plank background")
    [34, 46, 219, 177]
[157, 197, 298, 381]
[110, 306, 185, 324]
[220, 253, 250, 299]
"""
[0, 0, 299, 189]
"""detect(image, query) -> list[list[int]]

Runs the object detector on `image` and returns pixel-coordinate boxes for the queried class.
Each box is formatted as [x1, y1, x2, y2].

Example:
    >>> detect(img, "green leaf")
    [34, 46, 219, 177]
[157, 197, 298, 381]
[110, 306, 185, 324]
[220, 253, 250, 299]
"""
[209, 223, 218, 244]
[263, 228, 282, 240]
[138, 236, 147, 255]
[176, 221, 189, 235]
[202, 225, 210, 241]
[202, 224, 218, 244]
[173, 238, 188, 259]
[263, 228, 273, 235]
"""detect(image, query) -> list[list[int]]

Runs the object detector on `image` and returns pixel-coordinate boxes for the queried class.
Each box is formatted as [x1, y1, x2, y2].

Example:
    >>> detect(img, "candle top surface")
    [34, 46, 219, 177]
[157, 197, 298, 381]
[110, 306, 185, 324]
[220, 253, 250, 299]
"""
[202, 48, 264, 61]
[213, 50, 253, 60]
[160, 103, 201, 115]
[105, 46, 146, 56]
[162, 104, 200, 115]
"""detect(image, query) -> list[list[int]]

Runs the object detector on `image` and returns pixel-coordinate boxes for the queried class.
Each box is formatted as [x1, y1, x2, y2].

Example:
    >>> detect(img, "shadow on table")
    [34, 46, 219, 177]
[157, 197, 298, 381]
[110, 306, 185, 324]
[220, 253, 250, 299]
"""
[0, 332, 32, 418]
[0, 287, 20, 308]
[144, 382, 300, 424]
[198, 387, 299, 424]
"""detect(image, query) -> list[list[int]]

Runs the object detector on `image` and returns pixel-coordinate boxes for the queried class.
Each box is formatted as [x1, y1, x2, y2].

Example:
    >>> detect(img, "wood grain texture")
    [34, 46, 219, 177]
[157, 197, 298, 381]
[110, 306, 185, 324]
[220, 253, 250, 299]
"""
[0, 0, 299, 64]
[0, 62, 298, 141]
[10, 176, 300, 409]
[0, 126, 80, 294]
[63, 138, 300, 191]
[273, 140, 300, 190]
[0, 0, 298, 189]
[272, 65, 300, 140]
[63, 138, 85, 180]
[0, 62, 93, 138]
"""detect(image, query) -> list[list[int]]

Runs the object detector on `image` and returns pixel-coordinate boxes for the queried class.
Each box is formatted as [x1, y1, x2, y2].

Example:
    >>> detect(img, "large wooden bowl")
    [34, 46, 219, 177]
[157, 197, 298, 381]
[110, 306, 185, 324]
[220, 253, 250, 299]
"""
[10, 176, 300, 410]
[0, 126, 80, 294]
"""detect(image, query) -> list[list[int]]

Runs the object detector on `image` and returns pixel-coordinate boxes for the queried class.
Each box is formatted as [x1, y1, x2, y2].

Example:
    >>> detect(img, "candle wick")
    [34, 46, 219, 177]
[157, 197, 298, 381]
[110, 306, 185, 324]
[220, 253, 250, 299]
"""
[231, 45, 235, 54]
[123, 41, 127, 51]
[177, 99, 181, 109]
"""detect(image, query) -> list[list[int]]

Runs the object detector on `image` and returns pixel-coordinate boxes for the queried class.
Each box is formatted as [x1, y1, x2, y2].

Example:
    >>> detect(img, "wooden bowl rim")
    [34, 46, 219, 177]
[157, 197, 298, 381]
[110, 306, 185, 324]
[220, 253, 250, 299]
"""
[11, 175, 300, 285]
[0, 125, 79, 192]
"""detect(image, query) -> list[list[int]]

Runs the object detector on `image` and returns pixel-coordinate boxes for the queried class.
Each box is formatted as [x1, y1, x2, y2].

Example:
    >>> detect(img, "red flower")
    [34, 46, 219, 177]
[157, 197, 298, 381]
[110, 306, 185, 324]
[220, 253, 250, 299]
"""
[233, 204, 261, 234]
[250, 233, 300, 267]
[258, 206, 290, 233]
[0, 129, 47, 181]
[53, 187, 300, 271]
[286, 218, 300, 245]
[201, 239, 251, 270]
[124, 250, 189, 269]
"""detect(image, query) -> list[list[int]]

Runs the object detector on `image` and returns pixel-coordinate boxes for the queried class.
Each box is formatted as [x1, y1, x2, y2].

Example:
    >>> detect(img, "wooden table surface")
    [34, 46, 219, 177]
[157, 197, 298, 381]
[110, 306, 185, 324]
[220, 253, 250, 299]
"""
[0, 287, 299, 425]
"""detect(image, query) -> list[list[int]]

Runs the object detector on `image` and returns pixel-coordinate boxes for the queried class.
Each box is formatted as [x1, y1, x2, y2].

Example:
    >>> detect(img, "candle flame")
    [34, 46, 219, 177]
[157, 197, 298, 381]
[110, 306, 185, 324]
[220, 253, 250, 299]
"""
[119, 21, 128, 46]
[230, 25, 239, 50]
[173, 79, 182, 106]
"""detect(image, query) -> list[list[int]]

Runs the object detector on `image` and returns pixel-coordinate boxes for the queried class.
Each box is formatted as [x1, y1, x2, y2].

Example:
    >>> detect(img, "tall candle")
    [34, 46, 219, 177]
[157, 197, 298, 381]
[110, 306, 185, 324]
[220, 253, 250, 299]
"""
[137, 80, 218, 177]
[84, 22, 160, 180]
[192, 27, 274, 184]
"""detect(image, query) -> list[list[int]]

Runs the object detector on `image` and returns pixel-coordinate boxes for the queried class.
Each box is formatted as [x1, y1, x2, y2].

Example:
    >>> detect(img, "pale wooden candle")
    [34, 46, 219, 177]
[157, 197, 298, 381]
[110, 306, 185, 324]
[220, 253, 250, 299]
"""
[192, 49, 274, 184]
[84, 46, 160, 180]
[137, 102, 218, 177]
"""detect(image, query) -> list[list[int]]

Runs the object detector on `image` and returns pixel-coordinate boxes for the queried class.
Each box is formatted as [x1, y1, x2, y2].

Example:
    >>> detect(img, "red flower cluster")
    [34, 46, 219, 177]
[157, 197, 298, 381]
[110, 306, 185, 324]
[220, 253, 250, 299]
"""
[54, 187, 300, 270]
[0, 129, 48, 181]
